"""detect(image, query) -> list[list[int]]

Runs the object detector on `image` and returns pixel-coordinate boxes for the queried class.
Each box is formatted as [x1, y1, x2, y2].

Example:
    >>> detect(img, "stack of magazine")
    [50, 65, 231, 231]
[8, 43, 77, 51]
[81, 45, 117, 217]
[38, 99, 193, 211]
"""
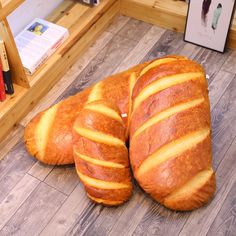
[15, 18, 69, 75]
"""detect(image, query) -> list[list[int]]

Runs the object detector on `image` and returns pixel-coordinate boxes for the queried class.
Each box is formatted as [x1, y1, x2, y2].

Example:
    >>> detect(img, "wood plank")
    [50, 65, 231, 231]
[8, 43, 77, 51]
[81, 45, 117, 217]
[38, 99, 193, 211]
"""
[142, 30, 188, 62]
[0, 124, 24, 161]
[0, 19, 28, 87]
[175, 42, 201, 60]
[193, 48, 232, 84]
[114, 25, 165, 73]
[0, 182, 67, 236]
[0, 140, 36, 202]
[28, 162, 54, 182]
[131, 201, 188, 236]
[63, 201, 104, 235]
[208, 71, 235, 110]
[44, 165, 79, 196]
[0, 0, 119, 142]
[210, 76, 236, 168]
[107, 187, 151, 236]
[20, 30, 114, 127]
[117, 17, 152, 41]
[207, 180, 236, 236]
[40, 183, 91, 236]
[0, 174, 39, 230]
[106, 14, 130, 34]
[221, 50, 236, 74]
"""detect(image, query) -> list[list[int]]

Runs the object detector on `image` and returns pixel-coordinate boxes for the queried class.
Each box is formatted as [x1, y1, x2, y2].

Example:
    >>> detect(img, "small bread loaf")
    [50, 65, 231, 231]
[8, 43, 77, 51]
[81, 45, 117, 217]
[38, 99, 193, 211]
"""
[130, 58, 216, 211]
[73, 100, 133, 206]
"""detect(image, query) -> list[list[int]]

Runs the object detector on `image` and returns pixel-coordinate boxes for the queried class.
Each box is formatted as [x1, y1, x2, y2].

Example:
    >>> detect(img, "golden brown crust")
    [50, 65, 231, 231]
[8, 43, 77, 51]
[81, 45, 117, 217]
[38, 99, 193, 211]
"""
[73, 137, 129, 167]
[76, 159, 131, 183]
[137, 136, 212, 202]
[163, 172, 216, 211]
[85, 185, 132, 203]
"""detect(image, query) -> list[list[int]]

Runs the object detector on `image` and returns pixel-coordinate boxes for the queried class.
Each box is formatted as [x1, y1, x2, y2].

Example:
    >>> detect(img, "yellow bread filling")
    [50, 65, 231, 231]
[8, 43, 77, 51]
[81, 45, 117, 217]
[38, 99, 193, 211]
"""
[164, 168, 214, 202]
[84, 103, 122, 123]
[87, 193, 123, 205]
[137, 128, 210, 177]
[133, 72, 204, 112]
[35, 104, 59, 159]
[87, 82, 102, 103]
[77, 171, 130, 189]
[74, 127, 125, 146]
[133, 97, 205, 138]
[74, 151, 125, 168]
[140, 57, 182, 76]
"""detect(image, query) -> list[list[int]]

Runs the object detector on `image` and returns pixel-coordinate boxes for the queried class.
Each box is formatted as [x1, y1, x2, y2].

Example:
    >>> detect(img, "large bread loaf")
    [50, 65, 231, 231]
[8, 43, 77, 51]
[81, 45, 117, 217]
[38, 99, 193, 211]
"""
[73, 100, 133, 206]
[129, 58, 216, 211]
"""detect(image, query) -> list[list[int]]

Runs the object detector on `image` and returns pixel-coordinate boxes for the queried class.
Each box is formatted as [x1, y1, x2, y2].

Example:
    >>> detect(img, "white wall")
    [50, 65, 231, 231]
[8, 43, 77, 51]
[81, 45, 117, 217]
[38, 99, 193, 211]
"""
[7, 0, 64, 36]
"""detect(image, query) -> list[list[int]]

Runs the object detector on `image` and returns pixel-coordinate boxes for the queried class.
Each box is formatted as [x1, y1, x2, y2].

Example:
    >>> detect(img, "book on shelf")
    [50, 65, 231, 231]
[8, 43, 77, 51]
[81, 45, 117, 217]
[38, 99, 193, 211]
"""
[0, 40, 14, 95]
[0, 62, 6, 102]
[14, 18, 69, 75]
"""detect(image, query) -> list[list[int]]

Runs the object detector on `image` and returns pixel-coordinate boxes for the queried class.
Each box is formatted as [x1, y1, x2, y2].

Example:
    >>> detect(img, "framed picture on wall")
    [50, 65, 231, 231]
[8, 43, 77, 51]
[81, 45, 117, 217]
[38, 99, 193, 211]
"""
[184, 0, 236, 52]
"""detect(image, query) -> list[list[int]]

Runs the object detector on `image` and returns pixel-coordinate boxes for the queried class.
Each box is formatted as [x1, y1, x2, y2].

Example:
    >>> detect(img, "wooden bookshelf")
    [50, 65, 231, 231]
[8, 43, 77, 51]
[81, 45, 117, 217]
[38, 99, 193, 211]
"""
[120, 0, 236, 49]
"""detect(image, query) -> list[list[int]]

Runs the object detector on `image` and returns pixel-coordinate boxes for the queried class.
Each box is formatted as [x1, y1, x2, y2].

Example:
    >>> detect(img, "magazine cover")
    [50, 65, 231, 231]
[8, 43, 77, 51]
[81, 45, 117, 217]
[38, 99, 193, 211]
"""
[15, 18, 69, 74]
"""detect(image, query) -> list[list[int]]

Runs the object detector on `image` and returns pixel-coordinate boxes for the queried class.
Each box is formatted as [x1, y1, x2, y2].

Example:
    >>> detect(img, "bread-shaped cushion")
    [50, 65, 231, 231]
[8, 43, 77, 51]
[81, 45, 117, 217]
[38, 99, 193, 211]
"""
[73, 100, 133, 206]
[130, 58, 216, 211]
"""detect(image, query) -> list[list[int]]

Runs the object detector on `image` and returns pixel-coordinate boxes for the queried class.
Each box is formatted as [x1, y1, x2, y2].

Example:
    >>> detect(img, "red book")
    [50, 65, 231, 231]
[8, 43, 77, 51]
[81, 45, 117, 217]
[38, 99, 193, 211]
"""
[0, 62, 6, 102]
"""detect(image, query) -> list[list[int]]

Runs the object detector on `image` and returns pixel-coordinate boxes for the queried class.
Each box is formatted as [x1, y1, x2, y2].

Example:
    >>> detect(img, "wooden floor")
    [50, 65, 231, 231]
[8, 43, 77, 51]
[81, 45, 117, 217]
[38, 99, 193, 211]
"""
[0, 15, 236, 236]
